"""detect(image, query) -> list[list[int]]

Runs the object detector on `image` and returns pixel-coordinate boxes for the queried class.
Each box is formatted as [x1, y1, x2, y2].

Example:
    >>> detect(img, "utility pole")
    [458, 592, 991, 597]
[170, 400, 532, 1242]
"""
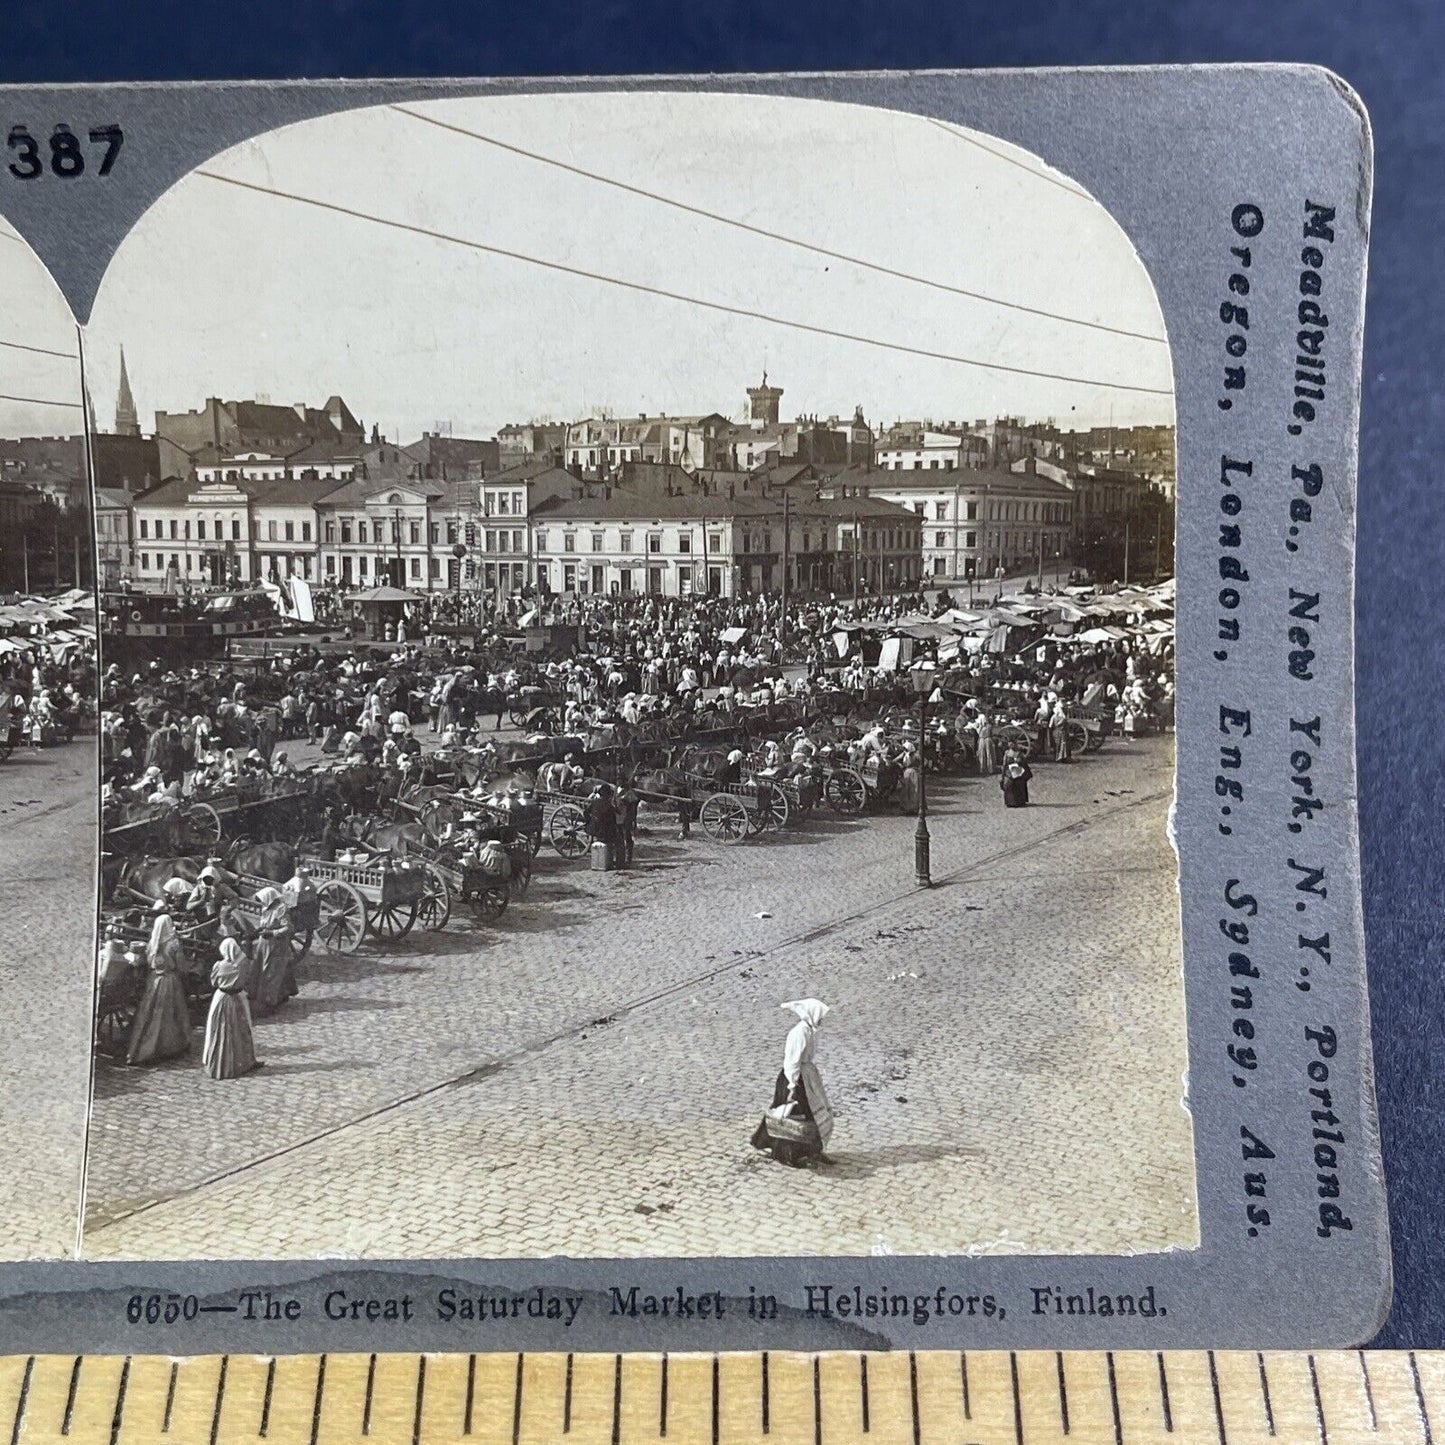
[852, 510, 860, 606]
[780, 484, 790, 643]
[1123, 516, 1131, 586]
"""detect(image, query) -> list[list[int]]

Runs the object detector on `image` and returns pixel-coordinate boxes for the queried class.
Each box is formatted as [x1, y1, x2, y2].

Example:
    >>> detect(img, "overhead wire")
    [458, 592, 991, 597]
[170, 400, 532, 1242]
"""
[389, 104, 1166, 346]
[924, 118, 1097, 202]
[0, 392, 84, 408]
[191, 168, 1173, 398]
[0, 338, 80, 360]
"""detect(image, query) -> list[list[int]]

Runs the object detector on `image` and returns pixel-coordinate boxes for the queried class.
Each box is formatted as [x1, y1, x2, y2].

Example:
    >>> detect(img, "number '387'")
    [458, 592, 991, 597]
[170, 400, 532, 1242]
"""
[7, 124, 124, 179]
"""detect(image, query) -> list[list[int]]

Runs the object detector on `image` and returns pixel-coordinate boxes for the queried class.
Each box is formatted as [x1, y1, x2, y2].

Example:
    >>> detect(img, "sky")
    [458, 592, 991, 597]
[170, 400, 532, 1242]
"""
[5, 91, 1174, 444]
[0, 219, 85, 438]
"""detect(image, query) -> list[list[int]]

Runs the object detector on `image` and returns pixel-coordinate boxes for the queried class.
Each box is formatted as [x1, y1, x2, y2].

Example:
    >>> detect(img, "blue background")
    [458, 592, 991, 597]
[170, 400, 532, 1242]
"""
[2, 0, 1440, 1346]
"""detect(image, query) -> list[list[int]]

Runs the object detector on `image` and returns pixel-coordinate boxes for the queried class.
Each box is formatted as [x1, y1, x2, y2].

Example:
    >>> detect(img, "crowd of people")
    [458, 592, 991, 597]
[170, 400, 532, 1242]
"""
[0, 641, 93, 753]
[95, 582, 1174, 1092]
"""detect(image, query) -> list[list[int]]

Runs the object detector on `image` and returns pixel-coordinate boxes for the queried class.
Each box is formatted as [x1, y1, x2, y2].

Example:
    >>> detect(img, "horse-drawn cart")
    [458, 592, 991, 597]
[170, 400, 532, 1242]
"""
[299, 854, 435, 954]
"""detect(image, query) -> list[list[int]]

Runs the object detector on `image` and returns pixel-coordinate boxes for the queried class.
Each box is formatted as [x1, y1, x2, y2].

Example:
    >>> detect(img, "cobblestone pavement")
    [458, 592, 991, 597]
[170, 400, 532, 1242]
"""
[0, 741, 95, 1259]
[84, 737, 1195, 1259]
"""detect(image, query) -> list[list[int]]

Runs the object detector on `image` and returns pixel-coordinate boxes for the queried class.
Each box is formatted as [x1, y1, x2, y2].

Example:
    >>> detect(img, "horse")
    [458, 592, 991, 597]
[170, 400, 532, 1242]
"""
[224, 838, 296, 883]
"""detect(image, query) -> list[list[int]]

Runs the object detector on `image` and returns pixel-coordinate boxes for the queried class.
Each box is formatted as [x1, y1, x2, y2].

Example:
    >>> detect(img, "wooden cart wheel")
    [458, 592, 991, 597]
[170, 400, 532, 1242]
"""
[550, 803, 590, 858]
[469, 882, 510, 922]
[1066, 720, 1090, 756]
[176, 801, 223, 853]
[372, 898, 419, 940]
[1086, 727, 1106, 752]
[759, 785, 790, 833]
[417, 864, 452, 931]
[288, 928, 314, 965]
[700, 792, 750, 844]
[95, 1003, 135, 1054]
[823, 767, 868, 816]
[316, 880, 367, 954]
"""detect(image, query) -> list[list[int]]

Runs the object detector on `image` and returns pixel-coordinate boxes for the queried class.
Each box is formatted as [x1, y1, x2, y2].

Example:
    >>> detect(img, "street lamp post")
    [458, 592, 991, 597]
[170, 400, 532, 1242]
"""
[910, 661, 934, 887]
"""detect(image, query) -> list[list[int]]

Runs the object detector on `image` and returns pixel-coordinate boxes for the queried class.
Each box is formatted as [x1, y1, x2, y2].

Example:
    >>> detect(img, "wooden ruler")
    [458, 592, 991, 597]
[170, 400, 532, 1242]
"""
[0, 1351, 1437, 1445]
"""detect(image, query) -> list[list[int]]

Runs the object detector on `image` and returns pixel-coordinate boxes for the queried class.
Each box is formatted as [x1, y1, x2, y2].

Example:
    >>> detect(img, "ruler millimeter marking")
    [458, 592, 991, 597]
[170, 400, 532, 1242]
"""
[0, 1352, 1440, 1445]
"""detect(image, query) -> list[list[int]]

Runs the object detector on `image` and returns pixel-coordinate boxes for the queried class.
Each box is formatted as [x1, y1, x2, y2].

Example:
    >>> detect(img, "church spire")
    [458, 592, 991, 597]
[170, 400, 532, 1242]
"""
[114, 346, 140, 436]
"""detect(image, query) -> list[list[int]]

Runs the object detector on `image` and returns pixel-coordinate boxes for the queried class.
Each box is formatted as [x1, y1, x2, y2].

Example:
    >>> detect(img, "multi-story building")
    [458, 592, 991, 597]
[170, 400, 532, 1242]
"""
[874, 430, 983, 474]
[129, 475, 336, 588]
[0, 435, 88, 509]
[825, 462, 1074, 582]
[497, 421, 567, 466]
[565, 413, 731, 476]
[153, 393, 365, 483]
[528, 490, 921, 599]
[315, 478, 445, 592]
[193, 443, 359, 485]
[476, 461, 580, 596]
[94, 488, 134, 586]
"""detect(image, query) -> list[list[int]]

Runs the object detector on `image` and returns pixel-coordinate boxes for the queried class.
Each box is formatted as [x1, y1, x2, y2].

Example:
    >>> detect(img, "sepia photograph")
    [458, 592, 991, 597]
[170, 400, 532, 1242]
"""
[14, 90, 1190, 1261]
[0, 215, 98, 1260]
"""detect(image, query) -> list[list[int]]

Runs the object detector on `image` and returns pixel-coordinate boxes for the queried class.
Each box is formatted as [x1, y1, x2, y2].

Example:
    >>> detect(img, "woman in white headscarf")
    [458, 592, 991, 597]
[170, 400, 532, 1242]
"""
[202, 937, 260, 1079]
[750, 999, 834, 1166]
[249, 887, 297, 1015]
[125, 907, 192, 1066]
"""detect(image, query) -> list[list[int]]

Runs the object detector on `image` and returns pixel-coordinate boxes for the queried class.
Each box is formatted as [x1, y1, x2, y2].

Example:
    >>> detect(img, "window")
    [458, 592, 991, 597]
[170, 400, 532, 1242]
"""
[326, 555, 336, 576]
[341, 521, 352, 544]
[232, 519, 241, 541]
[429, 556, 440, 579]
[534, 531, 548, 552]
[409, 557, 421, 578]
[359, 555, 368, 577]
[619, 531, 633, 552]
[268, 520, 277, 541]
[935, 502, 948, 520]
[591, 531, 604, 551]
[284, 521, 295, 542]
[446, 521, 457, 543]
[564, 532, 575, 552]
[511, 491, 524, 514]
[966, 501, 978, 521]
[429, 523, 439, 544]
[138, 518, 148, 539]
[678, 532, 692, 554]
[302, 522, 312, 542]
[409, 522, 420, 545]
[169, 519, 177, 539]
[197, 520, 206, 540]
[497, 494, 511, 516]
[485, 530, 496, 552]
[935, 532, 948, 549]
[140, 553, 149, 570]
[708, 532, 722, 554]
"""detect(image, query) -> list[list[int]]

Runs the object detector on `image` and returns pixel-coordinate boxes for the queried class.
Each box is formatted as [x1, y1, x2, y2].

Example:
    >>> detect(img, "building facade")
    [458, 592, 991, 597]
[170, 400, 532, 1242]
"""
[826, 463, 1074, 582]
[528, 491, 921, 599]
[94, 488, 134, 586]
